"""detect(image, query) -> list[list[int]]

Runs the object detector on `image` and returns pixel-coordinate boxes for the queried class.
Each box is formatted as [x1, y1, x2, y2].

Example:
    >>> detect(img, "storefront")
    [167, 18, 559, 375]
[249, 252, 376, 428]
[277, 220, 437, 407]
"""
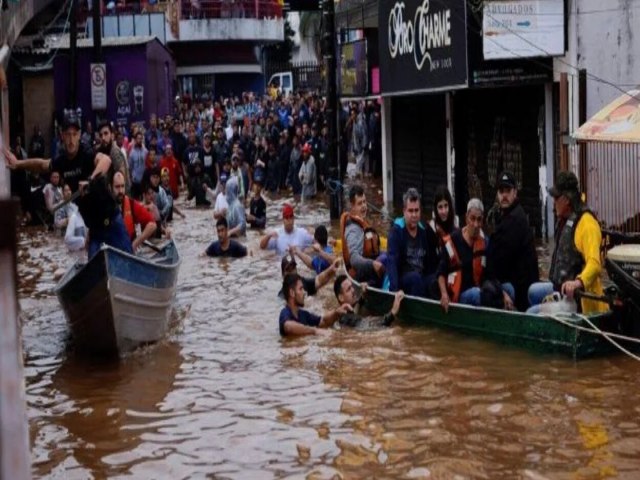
[378, 0, 562, 236]
[378, 0, 468, 209]
[452, 2, 558, 237]
[53, 37, 176, 128]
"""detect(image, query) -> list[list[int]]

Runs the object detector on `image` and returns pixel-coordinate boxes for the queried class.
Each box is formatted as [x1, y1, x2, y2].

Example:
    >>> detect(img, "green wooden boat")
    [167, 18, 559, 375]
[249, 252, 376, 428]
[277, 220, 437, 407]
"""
[355, 279, 627, 359]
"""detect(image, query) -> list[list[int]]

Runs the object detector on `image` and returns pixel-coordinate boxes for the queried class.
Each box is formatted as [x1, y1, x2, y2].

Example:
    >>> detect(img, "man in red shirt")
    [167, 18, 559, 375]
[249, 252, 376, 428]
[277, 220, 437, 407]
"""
[112, 172, 157, 251]
[159, 144, 184, 199]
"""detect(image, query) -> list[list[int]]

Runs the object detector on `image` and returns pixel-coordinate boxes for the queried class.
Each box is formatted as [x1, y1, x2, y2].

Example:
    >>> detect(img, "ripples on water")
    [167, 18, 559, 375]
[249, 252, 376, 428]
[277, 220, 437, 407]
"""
[18, 188, 640, 479]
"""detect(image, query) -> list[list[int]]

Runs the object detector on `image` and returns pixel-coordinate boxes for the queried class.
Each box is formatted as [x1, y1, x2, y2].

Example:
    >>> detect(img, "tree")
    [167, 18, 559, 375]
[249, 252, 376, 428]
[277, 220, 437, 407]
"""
[264, 18, 295, 63]
[299, 11, 322, 60]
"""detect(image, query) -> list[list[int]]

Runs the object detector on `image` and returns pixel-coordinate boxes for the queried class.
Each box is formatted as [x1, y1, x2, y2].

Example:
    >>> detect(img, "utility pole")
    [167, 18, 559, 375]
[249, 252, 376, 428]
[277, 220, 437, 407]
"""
[92, 0, 102, 60]
[69, 0, 77, 107]
[322, 0, 341, 219]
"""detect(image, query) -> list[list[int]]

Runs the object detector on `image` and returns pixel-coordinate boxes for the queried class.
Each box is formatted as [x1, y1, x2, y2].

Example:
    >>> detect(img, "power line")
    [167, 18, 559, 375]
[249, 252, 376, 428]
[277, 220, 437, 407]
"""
[479, 5, 640, 99]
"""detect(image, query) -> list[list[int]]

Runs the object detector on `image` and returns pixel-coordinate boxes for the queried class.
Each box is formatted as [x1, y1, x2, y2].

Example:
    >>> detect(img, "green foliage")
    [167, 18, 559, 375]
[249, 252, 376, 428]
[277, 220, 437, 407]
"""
[264, 18, 295, 63]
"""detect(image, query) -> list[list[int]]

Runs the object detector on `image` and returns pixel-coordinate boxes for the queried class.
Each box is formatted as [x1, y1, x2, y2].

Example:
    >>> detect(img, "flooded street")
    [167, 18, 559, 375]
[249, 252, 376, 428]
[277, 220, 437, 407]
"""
[18, 187, 640, 479]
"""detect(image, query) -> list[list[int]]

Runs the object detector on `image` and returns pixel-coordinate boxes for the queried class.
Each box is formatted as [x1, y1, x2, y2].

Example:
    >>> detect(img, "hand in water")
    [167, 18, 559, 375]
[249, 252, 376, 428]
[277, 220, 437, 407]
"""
[335, 303, 354, 316]
[440, 293, 450, 313]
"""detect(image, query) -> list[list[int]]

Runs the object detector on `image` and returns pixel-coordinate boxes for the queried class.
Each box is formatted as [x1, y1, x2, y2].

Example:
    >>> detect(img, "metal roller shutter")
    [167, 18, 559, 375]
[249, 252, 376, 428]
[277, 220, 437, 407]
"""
[391, 95, 447, 213]
[453, 86, 544, 236]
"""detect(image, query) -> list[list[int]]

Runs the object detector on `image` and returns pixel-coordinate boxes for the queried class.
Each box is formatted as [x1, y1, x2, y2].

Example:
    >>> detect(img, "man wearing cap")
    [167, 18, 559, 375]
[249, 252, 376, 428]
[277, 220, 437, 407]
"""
[527, 171, 607, 314]
[298, 143, 317, 200]
[4, 108, 112, 193]
[159, 144, 184, 199]
[260, 203, 314, 255]
[486, 171, 539, 311]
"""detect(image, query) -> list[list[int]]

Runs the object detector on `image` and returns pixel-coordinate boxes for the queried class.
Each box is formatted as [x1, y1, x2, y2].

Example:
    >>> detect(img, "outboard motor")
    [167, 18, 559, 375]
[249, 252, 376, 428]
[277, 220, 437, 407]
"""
[606, 244, 640, 336]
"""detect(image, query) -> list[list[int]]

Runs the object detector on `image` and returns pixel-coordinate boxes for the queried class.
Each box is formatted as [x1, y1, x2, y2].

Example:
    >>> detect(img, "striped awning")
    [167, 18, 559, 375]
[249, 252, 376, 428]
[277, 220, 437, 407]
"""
[574, 89, 640, 143]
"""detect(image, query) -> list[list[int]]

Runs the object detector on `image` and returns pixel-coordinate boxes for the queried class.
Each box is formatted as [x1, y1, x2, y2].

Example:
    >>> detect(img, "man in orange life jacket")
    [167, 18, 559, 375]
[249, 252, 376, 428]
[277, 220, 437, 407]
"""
[112, 171, 157, 251]
[436, 198, 515, 312]
[341, 185, 385, 285]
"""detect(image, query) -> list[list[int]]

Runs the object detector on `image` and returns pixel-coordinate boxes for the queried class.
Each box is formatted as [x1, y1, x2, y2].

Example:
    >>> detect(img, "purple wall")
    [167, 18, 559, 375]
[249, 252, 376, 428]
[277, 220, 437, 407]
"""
[54, 39, 175, 129]
[146, 40, 176, 120]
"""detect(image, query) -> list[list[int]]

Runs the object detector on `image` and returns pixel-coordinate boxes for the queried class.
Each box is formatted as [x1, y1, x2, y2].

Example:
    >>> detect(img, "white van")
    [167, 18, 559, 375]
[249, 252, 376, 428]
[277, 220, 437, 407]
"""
[267, 71, 293, 96]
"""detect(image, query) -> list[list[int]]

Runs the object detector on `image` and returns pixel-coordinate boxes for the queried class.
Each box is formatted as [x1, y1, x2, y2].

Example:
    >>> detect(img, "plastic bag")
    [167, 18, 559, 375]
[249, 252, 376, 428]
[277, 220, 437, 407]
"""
[539, 293, 578, 314]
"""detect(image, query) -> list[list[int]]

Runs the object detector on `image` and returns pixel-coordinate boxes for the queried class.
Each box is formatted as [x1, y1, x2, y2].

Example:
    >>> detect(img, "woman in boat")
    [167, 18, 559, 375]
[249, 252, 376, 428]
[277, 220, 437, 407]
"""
[429, 185, 458, 252]
[435, 198, 514, 312]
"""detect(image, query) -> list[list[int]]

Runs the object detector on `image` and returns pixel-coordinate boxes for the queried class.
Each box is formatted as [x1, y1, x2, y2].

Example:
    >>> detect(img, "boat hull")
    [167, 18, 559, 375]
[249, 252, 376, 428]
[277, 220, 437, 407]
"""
[360, 284, 625, 359]
[55, 241, 180, 355]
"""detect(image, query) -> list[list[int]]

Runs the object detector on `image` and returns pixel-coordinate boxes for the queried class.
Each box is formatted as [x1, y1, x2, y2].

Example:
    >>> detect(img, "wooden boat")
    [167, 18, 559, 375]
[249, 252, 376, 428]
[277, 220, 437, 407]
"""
[350, 273, 631, 359]
[54, 240, 181, 355]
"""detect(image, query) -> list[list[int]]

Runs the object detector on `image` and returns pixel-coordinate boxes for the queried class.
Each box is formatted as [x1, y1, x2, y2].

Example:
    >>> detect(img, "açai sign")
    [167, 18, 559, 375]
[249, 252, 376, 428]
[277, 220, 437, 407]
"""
[379, 0, 468, 95]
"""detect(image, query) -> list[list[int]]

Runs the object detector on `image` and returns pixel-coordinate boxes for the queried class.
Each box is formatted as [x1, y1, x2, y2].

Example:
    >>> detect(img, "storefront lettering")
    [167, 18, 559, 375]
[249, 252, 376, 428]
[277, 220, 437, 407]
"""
[117, 104, 131, 116]
[388, 0, 452, 71]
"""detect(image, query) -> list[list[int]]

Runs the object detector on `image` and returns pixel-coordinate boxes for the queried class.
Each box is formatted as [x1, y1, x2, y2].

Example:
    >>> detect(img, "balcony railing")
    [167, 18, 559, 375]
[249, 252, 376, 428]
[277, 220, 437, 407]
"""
[181, 0, 283, 20]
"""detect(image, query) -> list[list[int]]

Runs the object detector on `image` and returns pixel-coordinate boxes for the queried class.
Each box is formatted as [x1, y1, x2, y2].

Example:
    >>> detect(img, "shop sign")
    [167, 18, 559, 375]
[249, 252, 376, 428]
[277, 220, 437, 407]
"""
[378, 0, 468, 95]
[90, 63, 107, 110]
[483, 0, 565, 60]
[339, 40, 368, 97]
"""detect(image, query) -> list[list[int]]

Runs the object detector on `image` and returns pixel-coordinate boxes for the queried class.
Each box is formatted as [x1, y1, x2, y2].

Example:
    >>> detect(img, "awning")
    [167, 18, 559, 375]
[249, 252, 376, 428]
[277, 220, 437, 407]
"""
[574, 89, 640, 143]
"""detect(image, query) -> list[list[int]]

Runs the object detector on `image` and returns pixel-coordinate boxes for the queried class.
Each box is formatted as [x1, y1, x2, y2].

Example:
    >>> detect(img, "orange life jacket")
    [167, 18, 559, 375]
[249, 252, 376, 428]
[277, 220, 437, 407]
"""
[340, 212, 380, 275]
[443, 230, 486, 302]
[429, 219, 448, 245]
[122, 196, 137, 241]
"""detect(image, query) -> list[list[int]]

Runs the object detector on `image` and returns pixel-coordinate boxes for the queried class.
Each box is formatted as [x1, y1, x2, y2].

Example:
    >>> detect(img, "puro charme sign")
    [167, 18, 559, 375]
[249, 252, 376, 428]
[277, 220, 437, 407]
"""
[388, 0, 452, 71]
[379, 0, 467, 95]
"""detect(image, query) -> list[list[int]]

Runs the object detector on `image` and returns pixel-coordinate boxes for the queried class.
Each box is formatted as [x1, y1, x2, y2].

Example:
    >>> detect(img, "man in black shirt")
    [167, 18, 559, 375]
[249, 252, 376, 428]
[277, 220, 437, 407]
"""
[486, 171, 539, 311]
[278, 250, 339, 298]
[247, 172, 266, 229]
[4, 108, 112, 193]
[205, 217, 247, 258]
[333, 274, 404, 329]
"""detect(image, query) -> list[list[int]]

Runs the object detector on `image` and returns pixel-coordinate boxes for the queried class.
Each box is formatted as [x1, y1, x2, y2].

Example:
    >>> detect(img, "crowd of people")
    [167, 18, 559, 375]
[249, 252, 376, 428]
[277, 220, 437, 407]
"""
[4, 89, 605, 338]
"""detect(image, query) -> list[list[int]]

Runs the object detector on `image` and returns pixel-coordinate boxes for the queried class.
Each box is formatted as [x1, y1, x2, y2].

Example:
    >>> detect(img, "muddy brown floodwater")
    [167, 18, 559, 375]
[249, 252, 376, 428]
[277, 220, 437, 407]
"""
[18, 183, 640, 479]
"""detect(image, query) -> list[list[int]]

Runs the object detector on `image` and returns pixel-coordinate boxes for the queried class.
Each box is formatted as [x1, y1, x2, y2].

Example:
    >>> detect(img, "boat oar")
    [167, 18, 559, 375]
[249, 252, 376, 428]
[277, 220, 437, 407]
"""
[50, 188, 83, 213]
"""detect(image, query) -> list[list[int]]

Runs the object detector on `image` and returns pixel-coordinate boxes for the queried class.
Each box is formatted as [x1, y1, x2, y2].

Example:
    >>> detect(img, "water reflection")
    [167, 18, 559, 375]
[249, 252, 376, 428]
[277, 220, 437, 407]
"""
[18, 185, 640, 479]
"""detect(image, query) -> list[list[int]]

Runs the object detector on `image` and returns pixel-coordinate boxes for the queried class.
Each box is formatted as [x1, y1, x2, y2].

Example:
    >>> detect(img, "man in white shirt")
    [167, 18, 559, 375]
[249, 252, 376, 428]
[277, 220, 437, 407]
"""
[212, 172, 229, 220]
[259, 203, 313, 255]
